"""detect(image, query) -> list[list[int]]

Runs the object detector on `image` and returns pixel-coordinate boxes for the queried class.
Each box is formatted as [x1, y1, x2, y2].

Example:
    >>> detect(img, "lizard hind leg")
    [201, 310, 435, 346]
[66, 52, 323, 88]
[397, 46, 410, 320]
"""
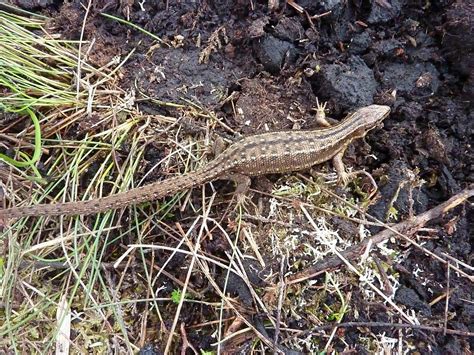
[220, 173, 252, 208]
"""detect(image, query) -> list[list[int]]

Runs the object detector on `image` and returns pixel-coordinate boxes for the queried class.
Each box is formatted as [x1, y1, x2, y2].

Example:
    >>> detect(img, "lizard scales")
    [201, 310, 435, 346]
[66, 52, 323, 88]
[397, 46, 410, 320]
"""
[0, 105, 390, 219]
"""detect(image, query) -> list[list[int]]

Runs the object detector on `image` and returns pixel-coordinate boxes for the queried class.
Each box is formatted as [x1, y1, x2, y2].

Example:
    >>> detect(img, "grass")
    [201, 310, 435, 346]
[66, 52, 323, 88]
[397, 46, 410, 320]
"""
[0, 10, 85, 111]
[0, 108, 42, 170]
[100, 13, 168, 46]
[0, 9, 183, 353]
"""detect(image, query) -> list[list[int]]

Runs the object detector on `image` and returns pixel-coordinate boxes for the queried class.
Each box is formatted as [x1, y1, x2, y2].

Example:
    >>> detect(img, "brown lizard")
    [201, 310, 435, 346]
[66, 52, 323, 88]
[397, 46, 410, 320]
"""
[0, 104, 390, 219]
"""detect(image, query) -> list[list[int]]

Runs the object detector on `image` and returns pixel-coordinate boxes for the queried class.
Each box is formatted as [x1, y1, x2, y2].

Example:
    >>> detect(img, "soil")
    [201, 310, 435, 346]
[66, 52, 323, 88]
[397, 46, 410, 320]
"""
[5, 0, 473, 353]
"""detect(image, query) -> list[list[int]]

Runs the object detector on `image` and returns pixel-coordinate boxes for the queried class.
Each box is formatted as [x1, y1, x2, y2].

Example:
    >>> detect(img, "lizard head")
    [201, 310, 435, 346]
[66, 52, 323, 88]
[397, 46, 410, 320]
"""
[357, 104, 391, 131]
[342, 104, 391, 140]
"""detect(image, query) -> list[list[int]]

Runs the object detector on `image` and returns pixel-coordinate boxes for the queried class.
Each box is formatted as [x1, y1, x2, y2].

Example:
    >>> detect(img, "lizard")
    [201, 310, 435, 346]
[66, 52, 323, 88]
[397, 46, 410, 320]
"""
[0, 104, 390, 220]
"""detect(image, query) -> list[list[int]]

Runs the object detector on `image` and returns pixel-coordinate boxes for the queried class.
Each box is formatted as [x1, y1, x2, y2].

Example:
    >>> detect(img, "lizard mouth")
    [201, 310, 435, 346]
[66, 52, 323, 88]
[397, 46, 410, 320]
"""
[369, 122, 385, 132]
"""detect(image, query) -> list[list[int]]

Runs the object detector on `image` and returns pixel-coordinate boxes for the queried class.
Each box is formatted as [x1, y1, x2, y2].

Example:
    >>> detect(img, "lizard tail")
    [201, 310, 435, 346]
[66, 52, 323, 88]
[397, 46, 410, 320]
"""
[0, 170, 213, 219]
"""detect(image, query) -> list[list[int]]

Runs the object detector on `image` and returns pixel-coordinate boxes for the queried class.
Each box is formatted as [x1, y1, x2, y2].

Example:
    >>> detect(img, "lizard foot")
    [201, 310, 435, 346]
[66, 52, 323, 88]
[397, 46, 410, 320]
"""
[233, 192, 251, 211]
[337, 170, 351, 187]
[310, 170, 341, 185]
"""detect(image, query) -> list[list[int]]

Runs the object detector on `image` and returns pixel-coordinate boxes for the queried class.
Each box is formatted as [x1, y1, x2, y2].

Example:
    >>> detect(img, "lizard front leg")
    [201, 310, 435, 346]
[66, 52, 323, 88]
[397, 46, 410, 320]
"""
[332, 149, 350, 186]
